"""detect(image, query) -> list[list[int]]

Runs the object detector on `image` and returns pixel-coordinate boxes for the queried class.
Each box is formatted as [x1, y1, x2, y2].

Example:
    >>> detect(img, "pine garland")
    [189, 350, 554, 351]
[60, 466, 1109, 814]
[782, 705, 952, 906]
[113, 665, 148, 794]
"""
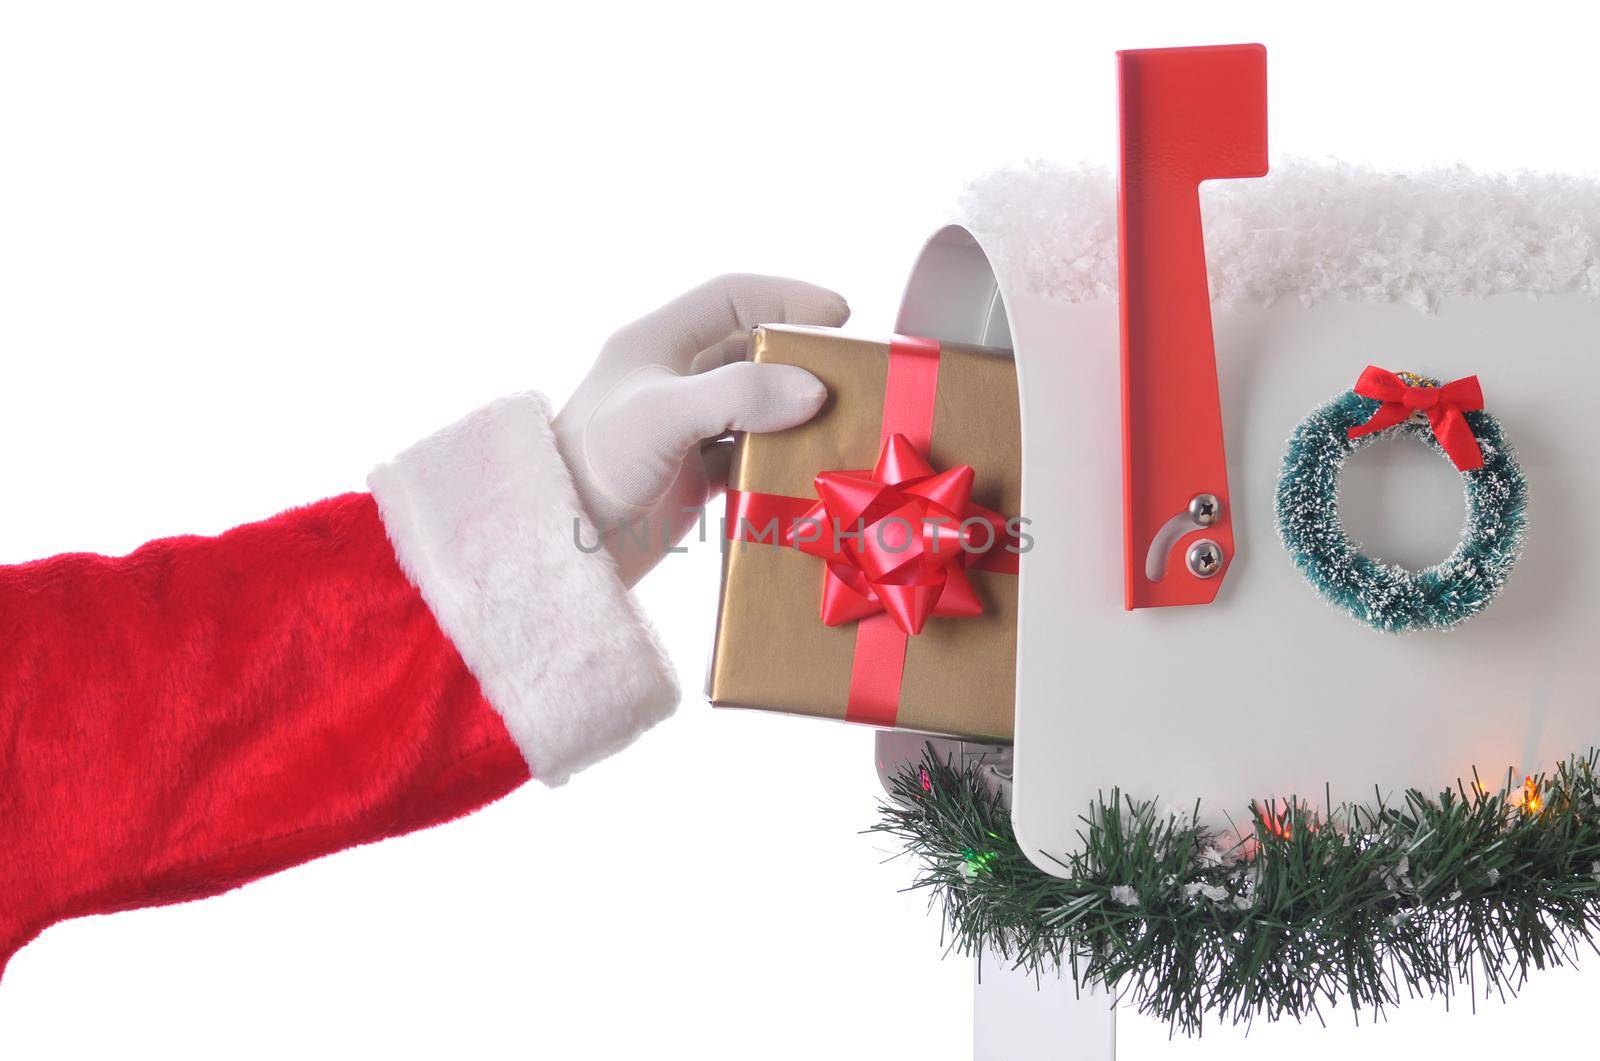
[1275, 383, 1528, 632]
[873, 747, 1600, 1035]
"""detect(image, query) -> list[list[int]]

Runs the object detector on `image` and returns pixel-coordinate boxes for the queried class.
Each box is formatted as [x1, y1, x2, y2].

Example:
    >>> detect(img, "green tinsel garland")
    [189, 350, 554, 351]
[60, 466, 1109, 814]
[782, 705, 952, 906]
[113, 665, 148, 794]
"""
[1275, 383, 1528, 632]
[874, 748, 1600, 1035]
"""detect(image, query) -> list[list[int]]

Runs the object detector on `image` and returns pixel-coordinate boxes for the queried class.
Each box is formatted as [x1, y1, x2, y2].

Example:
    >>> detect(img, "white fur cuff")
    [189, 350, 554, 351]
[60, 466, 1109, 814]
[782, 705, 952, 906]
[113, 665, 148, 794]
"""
[369, 392, 680, 786]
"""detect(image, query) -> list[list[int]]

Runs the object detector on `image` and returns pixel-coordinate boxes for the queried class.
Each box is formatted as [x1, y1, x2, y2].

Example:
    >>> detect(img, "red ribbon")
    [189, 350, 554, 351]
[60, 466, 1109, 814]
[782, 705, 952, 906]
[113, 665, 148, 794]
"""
[724, 335, 1017, 727]
[1347, 365, 1486, 472]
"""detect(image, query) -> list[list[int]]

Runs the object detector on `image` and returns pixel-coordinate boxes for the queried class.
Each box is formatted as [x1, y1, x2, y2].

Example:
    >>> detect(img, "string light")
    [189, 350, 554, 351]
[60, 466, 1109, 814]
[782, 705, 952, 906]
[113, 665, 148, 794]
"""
[959, 847, 998, 880]
[1258, 801, 1293, 841]
[1522, 775, 1543, 815]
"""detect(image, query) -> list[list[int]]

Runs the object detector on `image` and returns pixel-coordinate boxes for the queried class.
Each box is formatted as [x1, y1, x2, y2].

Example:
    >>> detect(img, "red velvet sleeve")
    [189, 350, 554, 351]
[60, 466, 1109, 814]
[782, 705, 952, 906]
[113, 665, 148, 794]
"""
[0, 493, 531, 978]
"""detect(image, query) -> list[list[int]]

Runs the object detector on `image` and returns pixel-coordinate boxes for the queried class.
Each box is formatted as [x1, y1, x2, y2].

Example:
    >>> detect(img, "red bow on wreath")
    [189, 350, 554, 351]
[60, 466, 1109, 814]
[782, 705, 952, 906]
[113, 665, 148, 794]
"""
[783, 433, 1009, 635]
[1346, 365, 1486, 472]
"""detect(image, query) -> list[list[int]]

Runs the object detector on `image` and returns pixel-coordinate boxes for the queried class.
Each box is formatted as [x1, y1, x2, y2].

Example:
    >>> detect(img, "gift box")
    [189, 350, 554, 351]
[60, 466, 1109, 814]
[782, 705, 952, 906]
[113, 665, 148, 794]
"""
[707, 325, 1021, 742]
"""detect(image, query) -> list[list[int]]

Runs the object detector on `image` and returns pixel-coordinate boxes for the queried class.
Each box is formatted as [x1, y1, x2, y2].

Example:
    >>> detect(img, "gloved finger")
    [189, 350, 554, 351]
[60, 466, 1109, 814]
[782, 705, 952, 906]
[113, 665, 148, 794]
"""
[688, 333, 752, 376]
[654, 360, 827, 456]
[700, 438, 736, 495]
[603, 274, 849, 372]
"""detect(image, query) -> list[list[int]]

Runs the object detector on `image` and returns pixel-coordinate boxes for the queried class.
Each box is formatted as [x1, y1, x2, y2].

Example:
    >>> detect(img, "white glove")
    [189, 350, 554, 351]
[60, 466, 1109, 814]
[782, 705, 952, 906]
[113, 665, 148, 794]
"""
[554, 274, 850, 586]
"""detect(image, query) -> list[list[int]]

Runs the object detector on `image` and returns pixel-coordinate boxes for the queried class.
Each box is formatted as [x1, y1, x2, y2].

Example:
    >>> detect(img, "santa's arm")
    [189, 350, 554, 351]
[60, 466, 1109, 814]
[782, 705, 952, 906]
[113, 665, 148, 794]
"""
[0, 394, 676, 977]
[0, 274, 846, 981]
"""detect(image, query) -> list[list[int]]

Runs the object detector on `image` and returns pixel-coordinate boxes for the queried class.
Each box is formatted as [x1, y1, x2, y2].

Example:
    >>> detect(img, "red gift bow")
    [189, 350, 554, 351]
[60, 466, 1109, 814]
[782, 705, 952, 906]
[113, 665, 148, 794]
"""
[783, 432, 1010, 636]
[1346, 365, 1486, 472]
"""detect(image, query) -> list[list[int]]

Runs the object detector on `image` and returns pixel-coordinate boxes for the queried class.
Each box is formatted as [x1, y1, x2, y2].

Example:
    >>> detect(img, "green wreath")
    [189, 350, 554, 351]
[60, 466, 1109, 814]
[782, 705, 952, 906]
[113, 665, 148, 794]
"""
[1275, 377, 1528, 632]
[875, 748, 1600, 1035]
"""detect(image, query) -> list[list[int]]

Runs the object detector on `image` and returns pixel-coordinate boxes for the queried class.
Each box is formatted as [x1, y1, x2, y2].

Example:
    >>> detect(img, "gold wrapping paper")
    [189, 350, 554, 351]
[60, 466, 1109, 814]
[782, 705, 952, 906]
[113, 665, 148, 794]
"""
[707, 325, 1021, 742]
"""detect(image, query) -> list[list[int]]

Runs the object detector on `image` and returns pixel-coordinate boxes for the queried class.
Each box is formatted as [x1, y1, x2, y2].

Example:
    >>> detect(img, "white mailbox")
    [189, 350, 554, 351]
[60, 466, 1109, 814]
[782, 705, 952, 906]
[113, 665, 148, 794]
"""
[877, 155, 1600, 1061]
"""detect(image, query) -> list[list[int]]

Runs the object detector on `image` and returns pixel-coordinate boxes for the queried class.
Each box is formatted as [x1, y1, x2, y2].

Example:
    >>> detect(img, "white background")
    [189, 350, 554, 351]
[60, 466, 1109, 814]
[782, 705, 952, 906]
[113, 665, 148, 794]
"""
[0, 2, 1593, 1057]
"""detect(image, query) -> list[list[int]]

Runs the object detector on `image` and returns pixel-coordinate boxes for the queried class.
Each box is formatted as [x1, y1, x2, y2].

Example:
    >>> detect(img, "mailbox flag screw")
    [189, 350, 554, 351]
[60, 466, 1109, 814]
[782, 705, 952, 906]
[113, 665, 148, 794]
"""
[1186, 539, 1224, 578]
[1189, 493, 1221, 526]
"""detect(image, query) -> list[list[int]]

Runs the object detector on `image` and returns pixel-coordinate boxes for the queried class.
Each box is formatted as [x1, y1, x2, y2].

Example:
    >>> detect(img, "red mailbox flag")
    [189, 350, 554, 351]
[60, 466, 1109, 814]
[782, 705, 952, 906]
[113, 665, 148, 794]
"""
[1117, 44, 1268, 609]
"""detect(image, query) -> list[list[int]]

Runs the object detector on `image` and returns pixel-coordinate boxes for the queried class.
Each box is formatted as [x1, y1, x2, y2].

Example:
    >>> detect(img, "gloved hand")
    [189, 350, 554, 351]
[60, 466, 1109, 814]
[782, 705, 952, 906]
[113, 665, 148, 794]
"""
[554, 274, 850, 586]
